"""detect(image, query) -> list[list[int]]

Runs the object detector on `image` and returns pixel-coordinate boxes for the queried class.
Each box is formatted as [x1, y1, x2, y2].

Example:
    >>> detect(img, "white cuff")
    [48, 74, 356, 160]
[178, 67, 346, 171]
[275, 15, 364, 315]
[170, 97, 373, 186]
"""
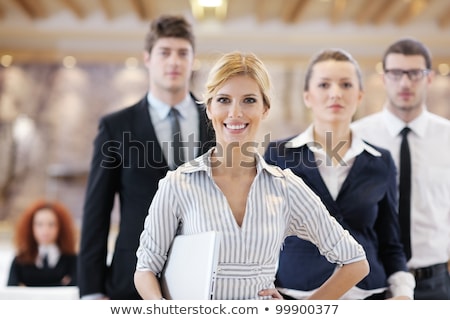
[387, 271, 415, 299]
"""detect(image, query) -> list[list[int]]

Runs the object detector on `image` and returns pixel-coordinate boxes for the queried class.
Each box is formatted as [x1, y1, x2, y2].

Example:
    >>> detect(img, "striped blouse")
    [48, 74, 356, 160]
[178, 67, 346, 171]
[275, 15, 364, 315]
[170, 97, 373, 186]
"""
[136, 148, 366, 300]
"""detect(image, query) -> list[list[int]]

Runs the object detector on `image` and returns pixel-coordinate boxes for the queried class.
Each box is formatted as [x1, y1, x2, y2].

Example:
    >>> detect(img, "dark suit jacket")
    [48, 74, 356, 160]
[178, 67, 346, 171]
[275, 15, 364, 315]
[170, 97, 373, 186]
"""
[264, 138, 408, 291]
[78, 94, 215, 299]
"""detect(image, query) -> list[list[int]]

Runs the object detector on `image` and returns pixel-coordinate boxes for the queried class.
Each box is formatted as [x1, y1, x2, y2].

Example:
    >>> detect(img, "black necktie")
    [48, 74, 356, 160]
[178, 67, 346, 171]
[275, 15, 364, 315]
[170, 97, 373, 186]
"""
[399, 127, 412, 260]
[169, 108, 184, 168]
[42, 254, 49, 268]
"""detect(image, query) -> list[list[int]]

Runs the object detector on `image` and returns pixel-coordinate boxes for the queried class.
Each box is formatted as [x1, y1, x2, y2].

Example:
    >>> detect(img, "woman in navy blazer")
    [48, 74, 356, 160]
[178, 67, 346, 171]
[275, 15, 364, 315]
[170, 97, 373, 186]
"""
[264, 49, 415, 299]
[7, 200, 77, 287]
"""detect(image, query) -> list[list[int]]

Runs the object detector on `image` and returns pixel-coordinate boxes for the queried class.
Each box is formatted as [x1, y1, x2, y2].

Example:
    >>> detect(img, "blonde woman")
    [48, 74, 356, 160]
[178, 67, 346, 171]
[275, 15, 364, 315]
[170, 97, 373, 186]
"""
[134, 51, 369, 300]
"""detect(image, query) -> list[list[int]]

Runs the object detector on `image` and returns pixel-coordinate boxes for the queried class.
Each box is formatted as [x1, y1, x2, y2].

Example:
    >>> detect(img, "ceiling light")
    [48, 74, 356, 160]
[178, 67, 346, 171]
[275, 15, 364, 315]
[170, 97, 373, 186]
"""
[190, 0, 227, 20]
[198, 0, 223, 7]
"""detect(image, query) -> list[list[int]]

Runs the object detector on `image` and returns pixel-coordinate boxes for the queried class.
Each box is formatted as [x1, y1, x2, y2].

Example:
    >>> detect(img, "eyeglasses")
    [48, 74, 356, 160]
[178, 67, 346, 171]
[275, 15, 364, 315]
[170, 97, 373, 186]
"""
[384, 69, 430, 82]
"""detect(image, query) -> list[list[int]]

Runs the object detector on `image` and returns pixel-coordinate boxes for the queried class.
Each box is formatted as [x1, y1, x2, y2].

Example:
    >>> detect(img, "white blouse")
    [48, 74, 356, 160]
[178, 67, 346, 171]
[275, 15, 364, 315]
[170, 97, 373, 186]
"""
[136, 148, 366, 300]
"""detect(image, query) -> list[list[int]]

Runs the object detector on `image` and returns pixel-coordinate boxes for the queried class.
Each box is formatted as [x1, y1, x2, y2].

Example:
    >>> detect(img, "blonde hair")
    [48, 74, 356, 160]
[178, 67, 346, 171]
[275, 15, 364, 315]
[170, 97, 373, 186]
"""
[203, 51, 272, 109]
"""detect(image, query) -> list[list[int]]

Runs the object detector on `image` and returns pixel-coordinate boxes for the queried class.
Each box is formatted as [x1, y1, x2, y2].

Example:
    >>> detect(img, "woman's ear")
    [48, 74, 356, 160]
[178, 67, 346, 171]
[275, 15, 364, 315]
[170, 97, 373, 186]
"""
[358, 90, 364, 104]
[262, 105, 270, 119]
[303, 91, 311, 108]
[206, 103, 212, 120]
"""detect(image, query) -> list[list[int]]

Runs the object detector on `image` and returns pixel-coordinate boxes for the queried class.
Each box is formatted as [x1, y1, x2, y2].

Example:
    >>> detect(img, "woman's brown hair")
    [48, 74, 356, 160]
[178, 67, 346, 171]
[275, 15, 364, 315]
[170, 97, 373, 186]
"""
[14, 199, 77, 264]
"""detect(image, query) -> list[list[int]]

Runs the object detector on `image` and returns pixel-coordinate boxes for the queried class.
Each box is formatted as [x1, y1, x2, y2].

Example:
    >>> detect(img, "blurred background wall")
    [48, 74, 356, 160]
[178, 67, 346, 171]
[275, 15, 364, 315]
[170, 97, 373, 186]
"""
[0, 0, 449, 247]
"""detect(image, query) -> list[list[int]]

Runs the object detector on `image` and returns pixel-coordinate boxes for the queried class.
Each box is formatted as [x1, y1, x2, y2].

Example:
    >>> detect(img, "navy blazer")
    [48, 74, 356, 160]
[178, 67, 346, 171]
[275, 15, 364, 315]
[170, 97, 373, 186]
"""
[78, 94, 215, 299]
[8, 255, 77, 287]
[264, 138, 408, 291]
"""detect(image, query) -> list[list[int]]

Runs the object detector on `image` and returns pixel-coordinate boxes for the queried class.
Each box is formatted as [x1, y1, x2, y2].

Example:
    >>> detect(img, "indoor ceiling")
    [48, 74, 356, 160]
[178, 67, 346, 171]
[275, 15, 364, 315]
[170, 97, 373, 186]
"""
[0, 0, 449, 64]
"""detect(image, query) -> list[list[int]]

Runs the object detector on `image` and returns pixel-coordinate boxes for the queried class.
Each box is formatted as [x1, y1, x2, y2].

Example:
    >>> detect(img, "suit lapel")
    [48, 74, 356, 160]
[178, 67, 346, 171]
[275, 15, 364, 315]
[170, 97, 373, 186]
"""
[132, 97, 168, 168]
[290, 147, 342, 217]
[132, 93, 214, 168]
[338, 150, 369, 200]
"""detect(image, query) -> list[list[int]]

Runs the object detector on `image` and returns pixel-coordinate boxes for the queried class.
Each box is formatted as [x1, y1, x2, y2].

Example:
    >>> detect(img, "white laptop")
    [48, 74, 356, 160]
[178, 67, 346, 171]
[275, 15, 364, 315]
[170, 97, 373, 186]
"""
[160, 231, 221, 300]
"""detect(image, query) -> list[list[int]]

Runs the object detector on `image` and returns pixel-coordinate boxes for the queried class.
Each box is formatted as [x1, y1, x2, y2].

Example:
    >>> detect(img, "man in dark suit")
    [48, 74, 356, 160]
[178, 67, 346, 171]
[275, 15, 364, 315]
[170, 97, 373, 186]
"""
[78, 15, 215, 300]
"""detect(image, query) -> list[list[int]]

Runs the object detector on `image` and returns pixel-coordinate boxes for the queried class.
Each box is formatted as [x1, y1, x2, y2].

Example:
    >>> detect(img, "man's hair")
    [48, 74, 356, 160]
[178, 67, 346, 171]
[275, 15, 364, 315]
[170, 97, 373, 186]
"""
[382, 37, 432, 70]
[144, 14, 195, 53]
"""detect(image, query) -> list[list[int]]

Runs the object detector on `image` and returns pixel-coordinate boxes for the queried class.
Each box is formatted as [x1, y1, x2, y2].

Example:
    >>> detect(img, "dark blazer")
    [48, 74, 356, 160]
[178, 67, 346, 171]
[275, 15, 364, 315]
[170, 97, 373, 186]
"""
[264, 138, 408, 291]
[78, 94, 215, 299]
[8, 255, 77, 287]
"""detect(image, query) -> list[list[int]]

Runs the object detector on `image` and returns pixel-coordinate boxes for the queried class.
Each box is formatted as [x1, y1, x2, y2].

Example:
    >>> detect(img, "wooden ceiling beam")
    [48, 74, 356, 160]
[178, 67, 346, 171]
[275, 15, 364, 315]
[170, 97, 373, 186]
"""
[14, 0, 46, 19]
[255, 0, 268, 23]
[99, 0, 114, 20]
[14, 0, 35, 19]
[354, 0, 379, 25]
[142, 0, 155, 21]
[61, 0, 85, 19]
[370, 0, 396, 25]
[130, 0, 147, 20]
[282, 0, 310, 24]
[395, 0, 428, 26]
[330, 0, 347, 24]
[437, 4, 450, 28]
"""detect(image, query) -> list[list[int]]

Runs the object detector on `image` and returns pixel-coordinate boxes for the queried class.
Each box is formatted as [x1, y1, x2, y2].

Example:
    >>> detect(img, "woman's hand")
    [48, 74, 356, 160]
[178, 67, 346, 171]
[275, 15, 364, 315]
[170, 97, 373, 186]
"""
[258, 288, 284, 299]
[61, 275, 71, 285]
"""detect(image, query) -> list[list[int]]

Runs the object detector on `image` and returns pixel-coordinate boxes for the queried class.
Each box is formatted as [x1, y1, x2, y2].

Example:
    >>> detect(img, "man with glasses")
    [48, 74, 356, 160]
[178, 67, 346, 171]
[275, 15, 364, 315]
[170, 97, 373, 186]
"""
[352, 38, 450, 299]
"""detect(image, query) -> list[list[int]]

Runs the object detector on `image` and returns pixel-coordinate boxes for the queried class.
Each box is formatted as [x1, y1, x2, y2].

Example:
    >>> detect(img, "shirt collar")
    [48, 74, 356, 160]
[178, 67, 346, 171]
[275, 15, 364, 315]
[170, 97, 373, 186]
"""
[382, 107, 428, 138]
[350, 130, 381, 158]
[147, 92, 191, 120]
[285, 125, 381, 158]
[179, 147, 284, 178]
[37, 244, 60, 268]
[285, 125, 315, 149]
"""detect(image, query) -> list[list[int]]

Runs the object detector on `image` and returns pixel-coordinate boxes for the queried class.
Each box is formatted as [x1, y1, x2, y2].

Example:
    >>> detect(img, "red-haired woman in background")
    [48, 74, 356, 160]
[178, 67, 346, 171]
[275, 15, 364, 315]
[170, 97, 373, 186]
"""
[7, 200, 78, 286]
